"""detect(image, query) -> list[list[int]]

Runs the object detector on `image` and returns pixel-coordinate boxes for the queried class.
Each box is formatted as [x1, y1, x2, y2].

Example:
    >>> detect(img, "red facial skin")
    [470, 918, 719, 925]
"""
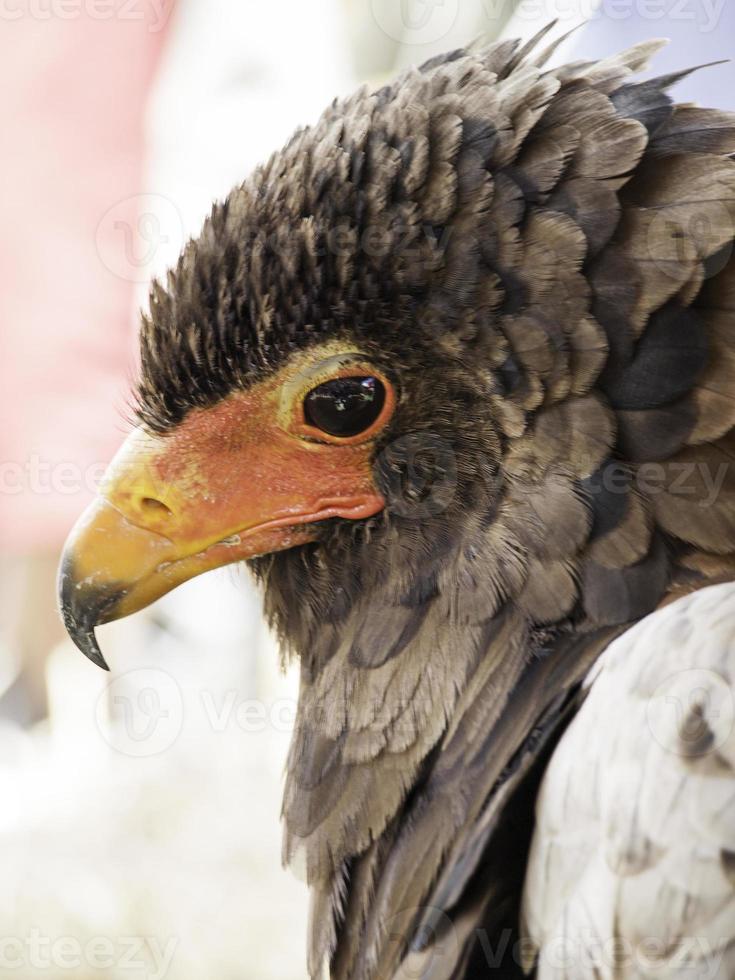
[61, 348, 396, 621]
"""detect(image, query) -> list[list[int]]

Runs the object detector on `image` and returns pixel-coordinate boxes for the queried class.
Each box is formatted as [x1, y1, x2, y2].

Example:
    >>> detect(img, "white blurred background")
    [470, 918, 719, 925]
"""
[0, 1, 732, 977]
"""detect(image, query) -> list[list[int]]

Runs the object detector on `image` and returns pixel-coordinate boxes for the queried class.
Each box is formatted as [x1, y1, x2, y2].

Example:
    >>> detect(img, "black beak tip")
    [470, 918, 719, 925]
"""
[57, 557, 114, 672]
[58, 602, 111, 672]
[72, 628, 111, 671]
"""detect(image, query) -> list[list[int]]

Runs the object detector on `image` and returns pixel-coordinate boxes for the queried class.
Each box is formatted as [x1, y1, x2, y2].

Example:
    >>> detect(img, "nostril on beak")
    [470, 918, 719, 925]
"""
[140, 496, 174, 519]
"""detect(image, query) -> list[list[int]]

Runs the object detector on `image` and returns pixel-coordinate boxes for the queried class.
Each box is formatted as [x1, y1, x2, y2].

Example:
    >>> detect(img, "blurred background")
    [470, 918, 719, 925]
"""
[0, 1, 732, 977]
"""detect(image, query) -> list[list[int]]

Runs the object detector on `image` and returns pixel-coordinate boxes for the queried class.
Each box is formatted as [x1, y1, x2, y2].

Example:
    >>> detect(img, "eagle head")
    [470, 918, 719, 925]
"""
[57, 32, 735, 978]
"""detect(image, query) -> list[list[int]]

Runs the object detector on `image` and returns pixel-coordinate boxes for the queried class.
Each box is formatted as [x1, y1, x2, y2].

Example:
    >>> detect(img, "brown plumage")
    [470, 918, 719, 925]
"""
[59, 28, 735, 980]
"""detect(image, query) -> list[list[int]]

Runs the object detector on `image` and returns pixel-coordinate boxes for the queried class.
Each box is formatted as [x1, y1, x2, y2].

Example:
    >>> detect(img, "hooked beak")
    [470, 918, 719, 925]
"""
[58, 384, 386, 670]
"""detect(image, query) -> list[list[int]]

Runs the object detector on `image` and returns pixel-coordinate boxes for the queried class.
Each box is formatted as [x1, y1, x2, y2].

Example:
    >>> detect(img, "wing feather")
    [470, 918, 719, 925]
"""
[523, 582, 735, 979]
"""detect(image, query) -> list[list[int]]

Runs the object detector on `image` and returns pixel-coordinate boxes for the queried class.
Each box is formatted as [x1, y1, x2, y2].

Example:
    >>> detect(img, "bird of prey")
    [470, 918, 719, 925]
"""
[59, 28, 735, 980]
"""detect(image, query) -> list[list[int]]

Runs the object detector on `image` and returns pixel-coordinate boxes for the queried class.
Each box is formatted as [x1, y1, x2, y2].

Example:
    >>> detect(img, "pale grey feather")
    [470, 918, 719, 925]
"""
[522, 582, 735, 979]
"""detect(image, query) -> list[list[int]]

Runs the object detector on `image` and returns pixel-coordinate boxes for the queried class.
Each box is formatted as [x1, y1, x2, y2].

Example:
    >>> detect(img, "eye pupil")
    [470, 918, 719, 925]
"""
[304, 376, 386, 437]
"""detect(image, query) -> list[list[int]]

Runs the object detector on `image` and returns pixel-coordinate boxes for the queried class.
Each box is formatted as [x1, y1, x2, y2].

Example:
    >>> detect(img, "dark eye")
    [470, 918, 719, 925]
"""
[303, 376, 386, 437]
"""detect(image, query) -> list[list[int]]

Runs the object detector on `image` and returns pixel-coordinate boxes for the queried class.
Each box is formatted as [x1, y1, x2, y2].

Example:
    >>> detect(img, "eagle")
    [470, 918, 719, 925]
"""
[58, 28, 735, 980]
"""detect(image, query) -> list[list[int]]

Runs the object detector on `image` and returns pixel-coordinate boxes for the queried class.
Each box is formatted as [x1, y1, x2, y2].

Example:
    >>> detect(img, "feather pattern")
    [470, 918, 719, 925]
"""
[523, 583, 735, 980]
[133, 33, 735, 980]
